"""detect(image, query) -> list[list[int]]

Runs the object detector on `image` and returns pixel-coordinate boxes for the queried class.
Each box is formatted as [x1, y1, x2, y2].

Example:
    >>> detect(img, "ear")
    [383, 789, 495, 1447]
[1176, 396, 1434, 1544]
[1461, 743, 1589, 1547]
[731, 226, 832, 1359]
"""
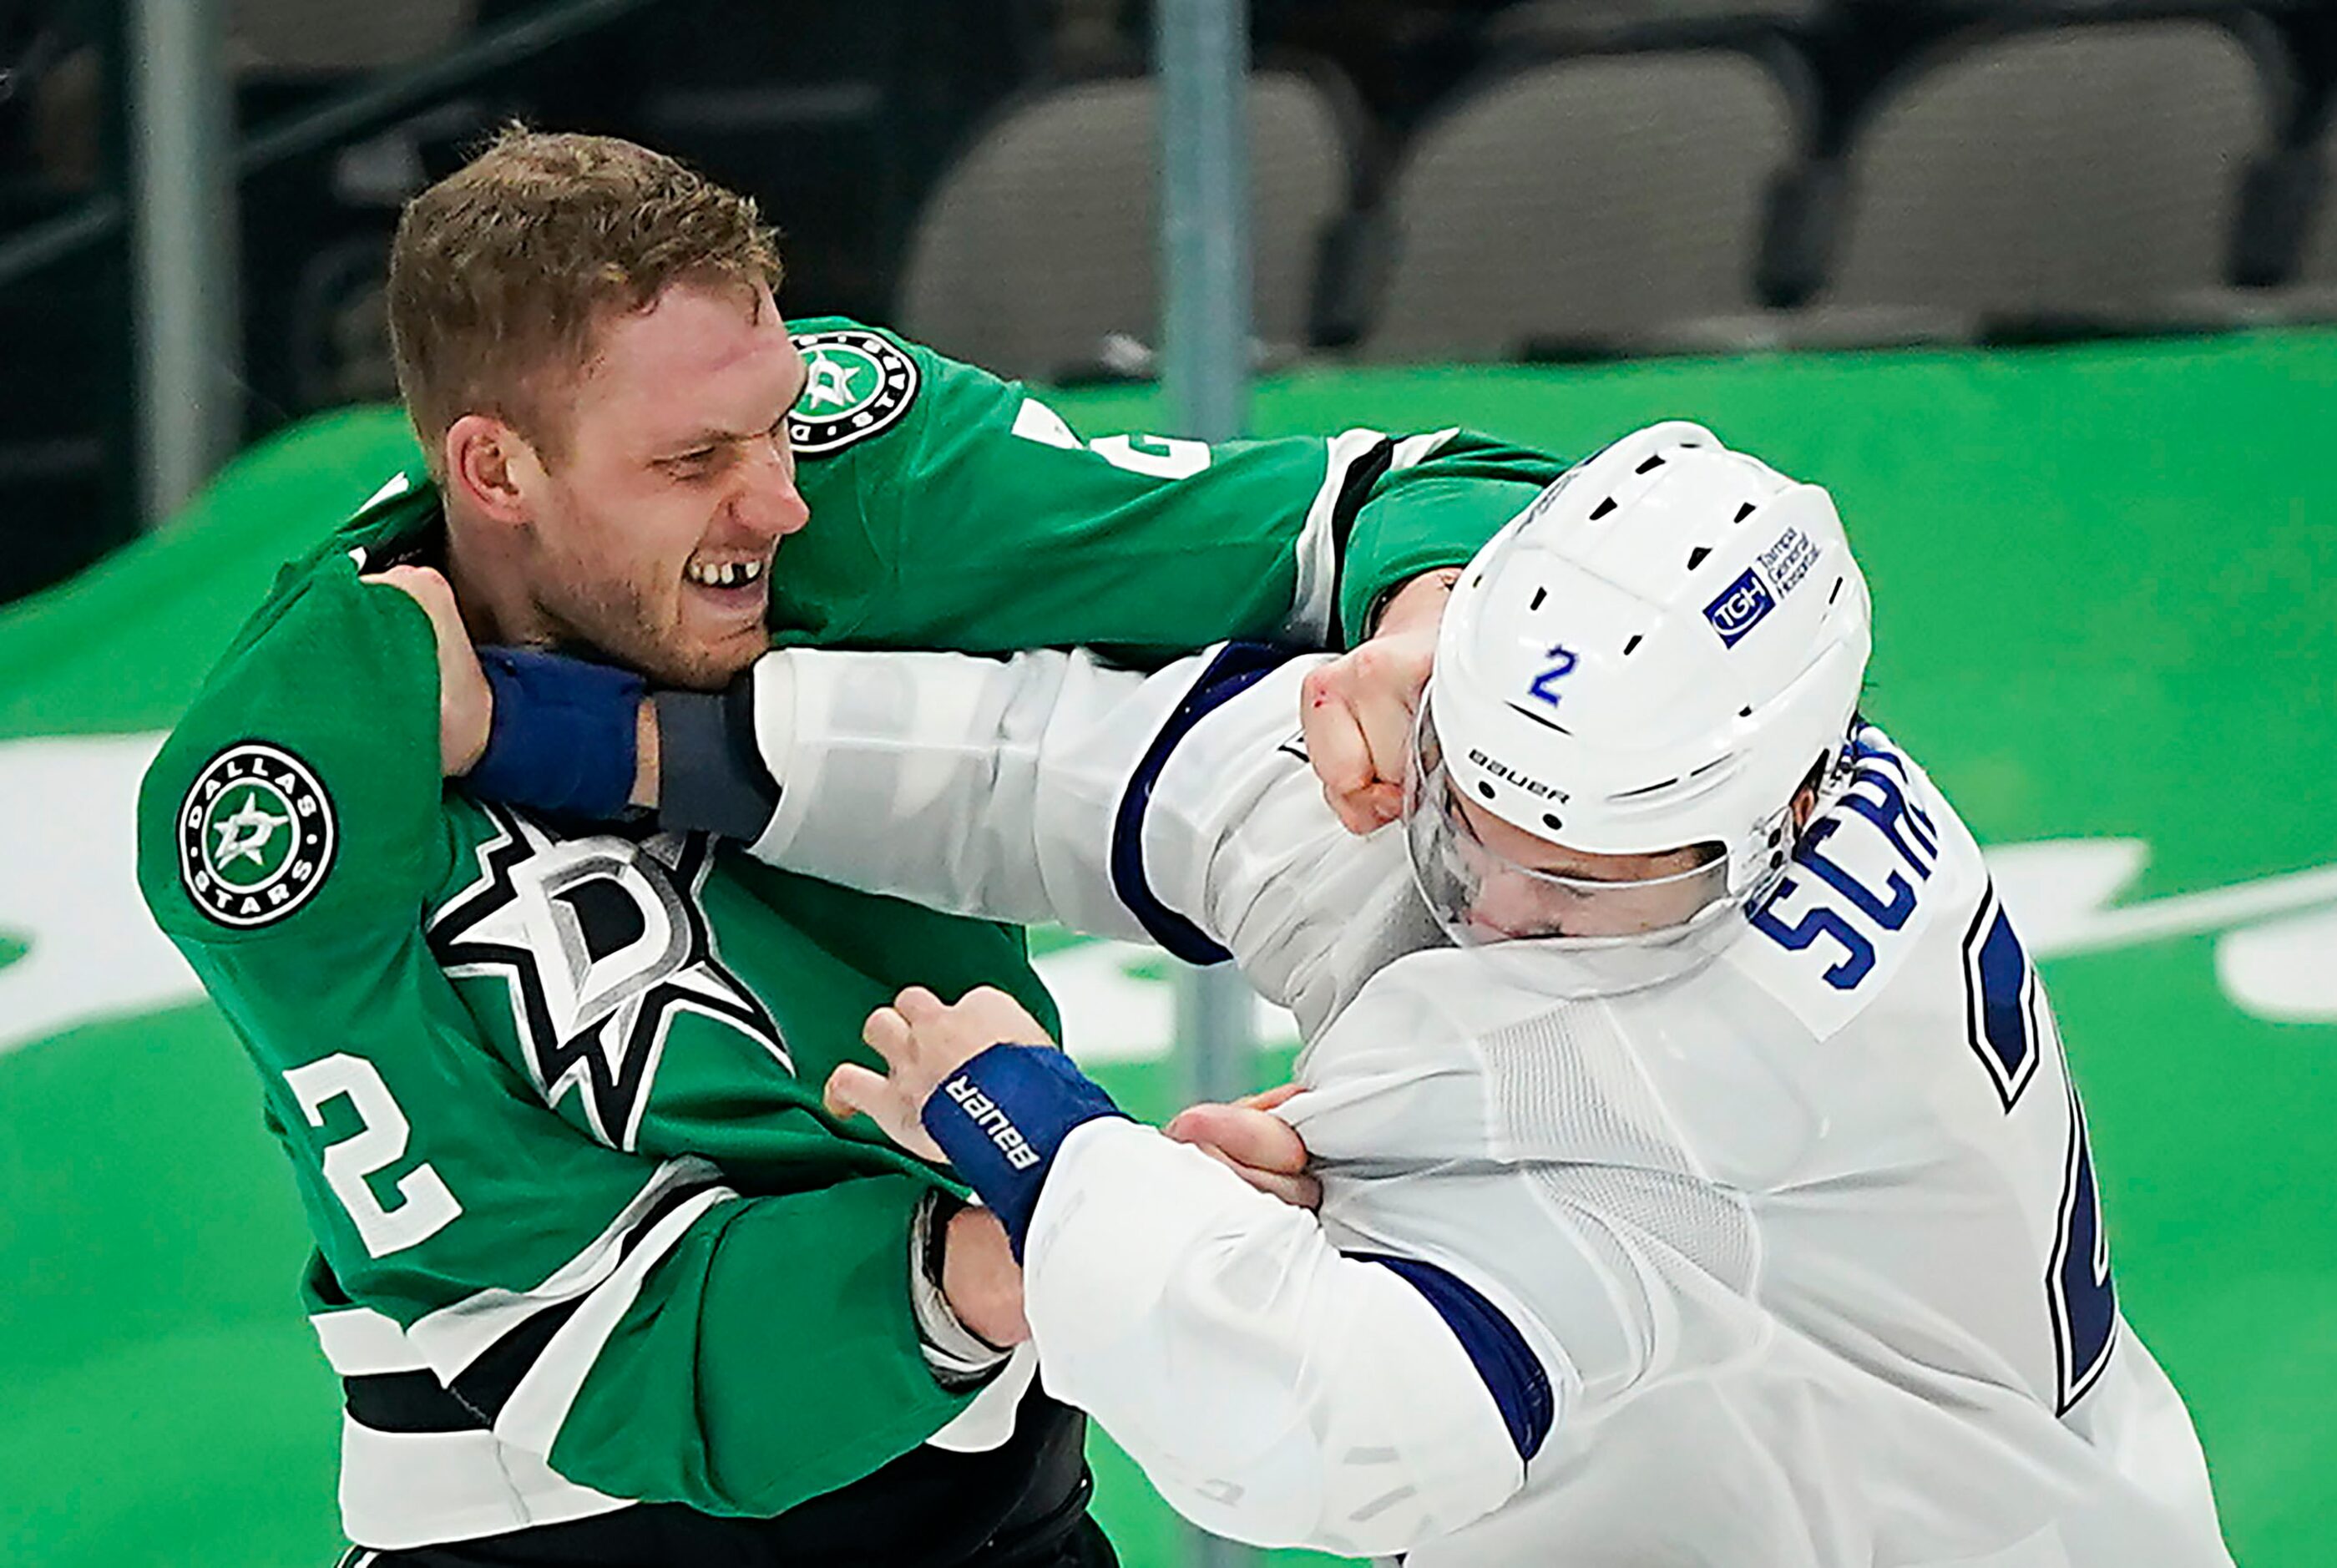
[443, 414, 543, 527]
[1790, 784, 1820, 832]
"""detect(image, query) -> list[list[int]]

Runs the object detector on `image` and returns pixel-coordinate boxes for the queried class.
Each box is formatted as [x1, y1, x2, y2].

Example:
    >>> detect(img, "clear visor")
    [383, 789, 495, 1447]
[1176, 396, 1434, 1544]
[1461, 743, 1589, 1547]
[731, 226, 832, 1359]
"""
[1401, 699, 1748, 998]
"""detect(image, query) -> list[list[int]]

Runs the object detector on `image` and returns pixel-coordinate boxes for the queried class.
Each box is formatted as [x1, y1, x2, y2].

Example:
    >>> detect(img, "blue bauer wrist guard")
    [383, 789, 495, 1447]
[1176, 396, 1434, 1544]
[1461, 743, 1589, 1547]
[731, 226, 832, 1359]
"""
[920, 1044, 1128, 1258]
[466, 647, 646, 822]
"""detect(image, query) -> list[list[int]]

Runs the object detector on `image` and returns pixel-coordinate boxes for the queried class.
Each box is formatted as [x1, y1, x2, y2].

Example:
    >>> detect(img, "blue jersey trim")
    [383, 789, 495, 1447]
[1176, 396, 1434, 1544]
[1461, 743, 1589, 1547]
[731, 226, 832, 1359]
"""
[1110, 641, 1302, 964]
[920, 1044, 1128, 1258]
[1353, 1252, 1555, 1461]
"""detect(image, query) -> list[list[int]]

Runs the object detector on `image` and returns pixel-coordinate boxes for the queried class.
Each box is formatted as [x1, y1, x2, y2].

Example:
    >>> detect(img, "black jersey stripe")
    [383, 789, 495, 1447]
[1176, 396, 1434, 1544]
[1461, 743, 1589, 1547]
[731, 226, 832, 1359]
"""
[442, 1176, 723, 1424]
[449, 1297, 589, 1424]
[344, 1370, 487, 1434]
[1326, 438, 1396, 645]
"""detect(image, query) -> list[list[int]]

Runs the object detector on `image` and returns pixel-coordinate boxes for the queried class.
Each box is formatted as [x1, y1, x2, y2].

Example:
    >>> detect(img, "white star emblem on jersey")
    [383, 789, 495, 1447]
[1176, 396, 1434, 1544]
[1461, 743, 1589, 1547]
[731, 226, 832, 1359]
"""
[802, 351, 861, 410]
[211, 791, 291, 867]
[430, 807, 792, 1151]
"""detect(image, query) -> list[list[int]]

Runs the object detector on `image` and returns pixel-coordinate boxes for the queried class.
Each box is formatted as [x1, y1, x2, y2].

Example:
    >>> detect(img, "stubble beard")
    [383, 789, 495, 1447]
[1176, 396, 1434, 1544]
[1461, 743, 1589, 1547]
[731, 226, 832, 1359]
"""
[512, 492, 762, 690]
[534, 565, 743, 690]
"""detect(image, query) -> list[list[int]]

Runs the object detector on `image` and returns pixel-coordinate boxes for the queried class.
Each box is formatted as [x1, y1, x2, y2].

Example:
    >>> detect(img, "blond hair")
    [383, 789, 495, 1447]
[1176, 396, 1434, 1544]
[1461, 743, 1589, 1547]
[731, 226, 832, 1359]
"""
[387, 126, 783, 473]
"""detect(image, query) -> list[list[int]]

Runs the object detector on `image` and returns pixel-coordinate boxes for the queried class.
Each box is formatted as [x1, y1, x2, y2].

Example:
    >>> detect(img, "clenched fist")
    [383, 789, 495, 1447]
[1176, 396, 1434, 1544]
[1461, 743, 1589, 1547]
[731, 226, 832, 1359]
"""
[1302, 568, 1454, 834]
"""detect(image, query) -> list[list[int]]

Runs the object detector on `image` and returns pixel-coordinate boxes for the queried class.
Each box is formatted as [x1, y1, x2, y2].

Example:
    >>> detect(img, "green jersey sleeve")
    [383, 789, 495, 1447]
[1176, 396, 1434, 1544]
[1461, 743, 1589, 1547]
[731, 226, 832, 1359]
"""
[136, 570, 973, 1516]
[139, 560, 450, 940]
[1334, 429, 1577, 640]
[774, 319, 1530, 654]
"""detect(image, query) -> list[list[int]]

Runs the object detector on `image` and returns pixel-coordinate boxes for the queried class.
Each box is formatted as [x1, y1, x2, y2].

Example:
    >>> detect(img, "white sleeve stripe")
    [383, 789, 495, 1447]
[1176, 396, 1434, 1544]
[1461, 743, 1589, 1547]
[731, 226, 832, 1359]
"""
[357, 471, 412, 513]
[1390, 427, 1459, 471]
[336, 1418, 630, 1548]
[1281, 428, 1395, 645]
[311, 1308, 429, 1377]
[492, 1184, 734, 1456]
[408, 1156, 723, 1377]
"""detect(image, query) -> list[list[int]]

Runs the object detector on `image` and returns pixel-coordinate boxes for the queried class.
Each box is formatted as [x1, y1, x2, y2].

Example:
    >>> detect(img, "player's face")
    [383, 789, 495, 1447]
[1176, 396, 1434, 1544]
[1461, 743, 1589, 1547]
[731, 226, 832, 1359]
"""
[520, 280, 810, 690]
[1449, 793, 1724, 940]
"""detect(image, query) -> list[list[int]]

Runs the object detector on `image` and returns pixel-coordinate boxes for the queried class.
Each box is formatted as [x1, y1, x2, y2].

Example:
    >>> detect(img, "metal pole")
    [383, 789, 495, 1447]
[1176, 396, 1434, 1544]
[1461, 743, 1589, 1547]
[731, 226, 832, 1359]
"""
[1157, 0, 1251, 448]
[129, 0, 240, 526]
[1156, 4, 1258, 1567]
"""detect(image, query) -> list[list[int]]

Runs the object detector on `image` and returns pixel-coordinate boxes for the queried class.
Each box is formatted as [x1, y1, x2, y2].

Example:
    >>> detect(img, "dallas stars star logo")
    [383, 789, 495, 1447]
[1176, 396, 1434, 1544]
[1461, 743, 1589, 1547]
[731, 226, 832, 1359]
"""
[802, 349, 862, 411]
[177, 742, 337, 929]
[786, 328, 920, 455]
[212, 792, 292, 867]
[430, 806, 792, 1151]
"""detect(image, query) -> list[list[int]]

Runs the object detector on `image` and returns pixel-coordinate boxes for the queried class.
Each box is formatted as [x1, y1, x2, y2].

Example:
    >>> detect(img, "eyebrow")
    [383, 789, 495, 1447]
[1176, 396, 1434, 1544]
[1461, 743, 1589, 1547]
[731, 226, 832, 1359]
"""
[651, 366, 812, 461]
[654, 431, 736, 460]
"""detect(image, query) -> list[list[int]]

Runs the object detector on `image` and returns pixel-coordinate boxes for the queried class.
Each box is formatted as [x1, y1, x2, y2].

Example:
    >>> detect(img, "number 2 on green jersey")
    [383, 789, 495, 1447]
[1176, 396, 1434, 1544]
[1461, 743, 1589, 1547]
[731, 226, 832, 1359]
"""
[285, 1052, 464, 1257]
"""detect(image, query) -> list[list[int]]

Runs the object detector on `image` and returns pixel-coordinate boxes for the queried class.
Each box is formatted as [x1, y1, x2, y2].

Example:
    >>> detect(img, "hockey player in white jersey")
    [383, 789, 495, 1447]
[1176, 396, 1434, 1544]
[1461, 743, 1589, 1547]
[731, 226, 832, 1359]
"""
[470, 423, 2236, 1564]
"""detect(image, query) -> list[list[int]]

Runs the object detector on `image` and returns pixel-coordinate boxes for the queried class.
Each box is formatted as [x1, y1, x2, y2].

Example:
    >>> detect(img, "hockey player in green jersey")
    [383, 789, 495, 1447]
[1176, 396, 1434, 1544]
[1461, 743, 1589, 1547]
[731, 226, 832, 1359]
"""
[136, 129, 1566, 1566]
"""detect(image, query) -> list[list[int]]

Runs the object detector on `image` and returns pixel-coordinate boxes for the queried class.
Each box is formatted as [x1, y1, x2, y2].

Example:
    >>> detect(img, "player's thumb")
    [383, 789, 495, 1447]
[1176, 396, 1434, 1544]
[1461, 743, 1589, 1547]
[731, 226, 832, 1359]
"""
[1167, 1102, 1309, 1176]
[1242, 1082, 1306, 1113]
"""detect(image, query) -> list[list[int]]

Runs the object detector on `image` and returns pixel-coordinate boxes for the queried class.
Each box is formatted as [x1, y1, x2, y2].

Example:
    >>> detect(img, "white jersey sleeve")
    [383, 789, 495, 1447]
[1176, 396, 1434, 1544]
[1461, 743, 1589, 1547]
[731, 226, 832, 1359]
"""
[741, 642, 1418, 1034]
[736, 643, 1561, 1551]
[1023, 1117, 1527, 1553]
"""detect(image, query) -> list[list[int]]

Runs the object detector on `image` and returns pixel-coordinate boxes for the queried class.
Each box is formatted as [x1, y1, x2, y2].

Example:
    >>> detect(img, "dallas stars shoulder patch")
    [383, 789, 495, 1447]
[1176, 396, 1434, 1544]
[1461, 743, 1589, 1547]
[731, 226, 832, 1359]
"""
[787, 327, 920, 456]
[177, 741, 338, 929]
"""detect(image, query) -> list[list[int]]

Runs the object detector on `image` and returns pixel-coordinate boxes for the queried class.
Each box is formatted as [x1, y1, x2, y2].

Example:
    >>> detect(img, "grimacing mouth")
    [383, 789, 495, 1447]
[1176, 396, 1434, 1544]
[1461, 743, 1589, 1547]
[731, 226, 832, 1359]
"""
[681, 554, 770, 589]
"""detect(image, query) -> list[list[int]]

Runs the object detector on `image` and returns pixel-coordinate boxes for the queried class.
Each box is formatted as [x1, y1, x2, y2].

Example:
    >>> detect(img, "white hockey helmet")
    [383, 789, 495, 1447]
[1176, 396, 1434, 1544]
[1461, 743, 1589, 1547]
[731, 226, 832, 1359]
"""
[1405, 420, 1873, 993]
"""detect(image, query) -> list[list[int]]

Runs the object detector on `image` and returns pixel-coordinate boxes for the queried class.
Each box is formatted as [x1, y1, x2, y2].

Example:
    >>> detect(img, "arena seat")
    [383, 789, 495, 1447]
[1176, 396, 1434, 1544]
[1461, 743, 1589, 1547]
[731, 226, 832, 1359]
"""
[228, 0, 477, 74]
[1813, 15, 2291, 330]
[896, 68, 1360, 382]
[1827, 0, 2317, 17]
[1356, 44, 1817, 362]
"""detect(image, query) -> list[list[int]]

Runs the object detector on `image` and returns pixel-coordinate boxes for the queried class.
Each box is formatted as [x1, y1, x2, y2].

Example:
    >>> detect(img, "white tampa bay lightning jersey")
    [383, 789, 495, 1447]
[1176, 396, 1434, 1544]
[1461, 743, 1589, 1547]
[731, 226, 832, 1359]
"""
[736, 641, 2233, 1568]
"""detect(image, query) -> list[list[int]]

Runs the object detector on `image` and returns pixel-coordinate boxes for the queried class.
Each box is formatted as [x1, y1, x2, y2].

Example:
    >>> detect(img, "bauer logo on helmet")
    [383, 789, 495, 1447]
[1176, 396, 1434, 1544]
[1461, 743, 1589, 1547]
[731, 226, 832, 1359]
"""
[1468, 746, 1567, 802]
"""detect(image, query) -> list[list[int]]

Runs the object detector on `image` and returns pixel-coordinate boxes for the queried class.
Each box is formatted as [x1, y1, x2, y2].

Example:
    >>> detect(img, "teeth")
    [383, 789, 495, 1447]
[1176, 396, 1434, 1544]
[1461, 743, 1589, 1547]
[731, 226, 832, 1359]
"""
[687, 558, 767, 589]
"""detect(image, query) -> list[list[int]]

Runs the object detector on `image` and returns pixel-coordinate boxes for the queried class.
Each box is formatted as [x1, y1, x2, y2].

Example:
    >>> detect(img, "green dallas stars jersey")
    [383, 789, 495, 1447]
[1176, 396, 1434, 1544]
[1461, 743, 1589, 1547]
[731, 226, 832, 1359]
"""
[135, 316, 1571, 1548]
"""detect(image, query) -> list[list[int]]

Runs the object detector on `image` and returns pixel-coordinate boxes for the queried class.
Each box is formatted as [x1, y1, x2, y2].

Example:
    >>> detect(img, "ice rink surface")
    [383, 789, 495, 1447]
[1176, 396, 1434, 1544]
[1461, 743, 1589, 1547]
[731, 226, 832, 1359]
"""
[4, 331, 2330, 1565]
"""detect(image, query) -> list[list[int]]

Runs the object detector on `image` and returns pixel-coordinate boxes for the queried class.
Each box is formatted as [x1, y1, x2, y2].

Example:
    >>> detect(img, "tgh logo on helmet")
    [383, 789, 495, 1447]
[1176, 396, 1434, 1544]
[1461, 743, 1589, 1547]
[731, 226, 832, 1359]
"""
[1703, 568, 1777, 647]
